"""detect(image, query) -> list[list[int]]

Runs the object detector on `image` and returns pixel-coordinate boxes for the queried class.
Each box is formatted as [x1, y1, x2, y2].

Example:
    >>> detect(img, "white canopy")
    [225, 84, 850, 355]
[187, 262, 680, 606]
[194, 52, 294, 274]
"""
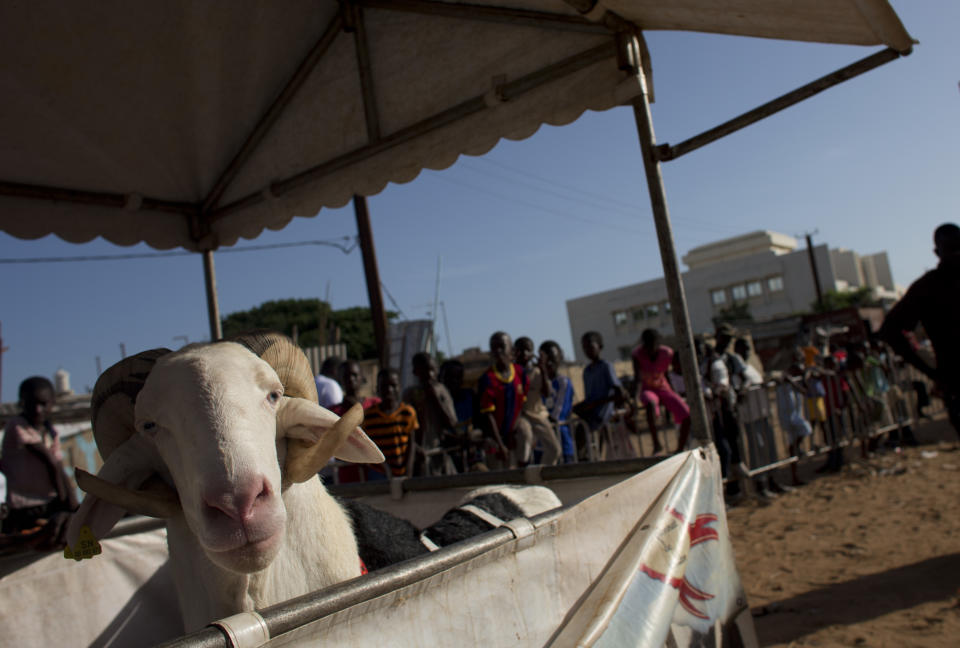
[0, 0, 912, 252]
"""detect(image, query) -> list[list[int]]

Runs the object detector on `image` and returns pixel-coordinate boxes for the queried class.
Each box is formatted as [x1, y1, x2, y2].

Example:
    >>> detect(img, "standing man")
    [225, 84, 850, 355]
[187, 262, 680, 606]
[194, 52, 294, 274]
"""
[880, 223, 960, 436]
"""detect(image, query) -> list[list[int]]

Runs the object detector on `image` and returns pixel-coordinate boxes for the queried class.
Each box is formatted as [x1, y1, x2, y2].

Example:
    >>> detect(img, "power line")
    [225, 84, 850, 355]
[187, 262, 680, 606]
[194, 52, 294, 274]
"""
[430, 174, 646, 234]
[463, 159, 642, 213]
[0, 237, 358, 264]
[379, 281, 407, 321]
[461, 157, 744, 235]
[444, 162, 742, 237]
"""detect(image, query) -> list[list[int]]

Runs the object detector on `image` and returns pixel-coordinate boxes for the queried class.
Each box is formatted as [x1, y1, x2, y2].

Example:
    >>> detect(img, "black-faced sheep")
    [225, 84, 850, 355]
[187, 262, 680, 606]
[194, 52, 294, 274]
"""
[345, 485, 562, 571]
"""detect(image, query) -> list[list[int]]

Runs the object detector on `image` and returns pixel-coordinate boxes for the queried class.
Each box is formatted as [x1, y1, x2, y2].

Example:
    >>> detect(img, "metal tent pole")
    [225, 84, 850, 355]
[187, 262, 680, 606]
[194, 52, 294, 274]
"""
[624, 37, 711, 444]
[202, 250, 223, 341]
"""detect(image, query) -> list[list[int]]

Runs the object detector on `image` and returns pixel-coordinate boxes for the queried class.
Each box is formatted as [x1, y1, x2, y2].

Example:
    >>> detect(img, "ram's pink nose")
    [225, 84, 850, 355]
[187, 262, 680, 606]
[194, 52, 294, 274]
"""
[202, 477, 272, 523]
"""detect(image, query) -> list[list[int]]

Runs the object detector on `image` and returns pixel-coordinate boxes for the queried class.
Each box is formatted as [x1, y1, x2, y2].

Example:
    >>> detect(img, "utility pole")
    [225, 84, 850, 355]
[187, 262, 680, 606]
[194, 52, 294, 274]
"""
[0, 321, 8, 402]
[803, 230, 825, 311]
[431, 257, 442, 356]
[119, 343, 127, 359]
[354, 195, 390, 369]
[440, 301, 454, 358]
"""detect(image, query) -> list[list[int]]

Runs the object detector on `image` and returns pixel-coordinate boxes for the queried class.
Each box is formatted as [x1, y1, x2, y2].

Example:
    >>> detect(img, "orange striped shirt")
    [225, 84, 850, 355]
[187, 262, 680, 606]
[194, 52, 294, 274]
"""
[363, 403, 419, 476]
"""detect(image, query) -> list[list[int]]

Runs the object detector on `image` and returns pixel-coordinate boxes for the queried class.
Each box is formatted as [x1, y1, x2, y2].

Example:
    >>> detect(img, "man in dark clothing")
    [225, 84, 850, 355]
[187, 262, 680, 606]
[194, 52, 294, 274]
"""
[880, 223, 960, 435]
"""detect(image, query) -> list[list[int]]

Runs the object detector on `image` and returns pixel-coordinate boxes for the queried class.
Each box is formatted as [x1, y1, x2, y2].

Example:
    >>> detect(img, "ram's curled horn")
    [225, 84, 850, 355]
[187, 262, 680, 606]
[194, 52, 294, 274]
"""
[230, 331, 319, 402]
[283, 403, 367, 483]
[75, 470, 180, 519]
[91, 348, 172, 460]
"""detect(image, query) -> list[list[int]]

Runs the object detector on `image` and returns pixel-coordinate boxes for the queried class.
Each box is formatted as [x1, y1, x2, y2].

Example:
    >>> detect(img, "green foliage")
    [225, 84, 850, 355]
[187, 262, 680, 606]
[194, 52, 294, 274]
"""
[811, 287, 876, 313]
[221, 298, 396, 360]
[712, 301, 753, 328]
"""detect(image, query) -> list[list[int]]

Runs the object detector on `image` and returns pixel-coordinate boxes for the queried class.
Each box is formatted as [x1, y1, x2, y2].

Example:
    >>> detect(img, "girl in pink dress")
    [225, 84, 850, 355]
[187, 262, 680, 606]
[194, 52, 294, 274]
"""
[631, 329, 691, 454]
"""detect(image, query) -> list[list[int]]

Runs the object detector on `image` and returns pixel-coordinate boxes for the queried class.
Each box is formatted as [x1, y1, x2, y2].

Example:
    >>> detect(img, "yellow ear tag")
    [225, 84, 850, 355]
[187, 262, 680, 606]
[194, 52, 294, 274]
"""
[63, 525, 102, 561]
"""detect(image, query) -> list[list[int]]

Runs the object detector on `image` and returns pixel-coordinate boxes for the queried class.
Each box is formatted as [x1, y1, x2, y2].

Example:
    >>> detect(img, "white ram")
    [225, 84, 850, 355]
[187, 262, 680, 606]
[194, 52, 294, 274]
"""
[65, 332, 384, 632]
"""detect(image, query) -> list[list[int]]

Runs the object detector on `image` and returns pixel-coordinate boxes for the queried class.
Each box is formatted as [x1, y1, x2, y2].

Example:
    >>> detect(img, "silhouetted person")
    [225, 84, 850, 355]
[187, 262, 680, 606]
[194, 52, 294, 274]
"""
[880, 223, 960, 436]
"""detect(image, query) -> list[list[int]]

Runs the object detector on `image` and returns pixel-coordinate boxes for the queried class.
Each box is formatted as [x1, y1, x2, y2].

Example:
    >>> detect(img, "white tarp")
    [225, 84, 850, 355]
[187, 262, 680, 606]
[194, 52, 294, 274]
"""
[0, 1, 911, 252]
[0, 450, 751, 647]
[0, 528, 181, 648]
[262, 447, 754, 647]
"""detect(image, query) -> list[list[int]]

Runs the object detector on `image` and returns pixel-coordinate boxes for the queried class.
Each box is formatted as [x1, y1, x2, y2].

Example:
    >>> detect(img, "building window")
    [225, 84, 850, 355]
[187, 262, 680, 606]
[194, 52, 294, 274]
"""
[710, 289, 727, 306]
[767, 275, 784, 292]
[617, 345, 633, 360]
[632, 308, 645, 322]
[663, 300, 671, 314]
[645, 304, 659, 318]
[731, 284, 747, 301]
[613, 310, 628, 326]
[747, 280, 763, 297]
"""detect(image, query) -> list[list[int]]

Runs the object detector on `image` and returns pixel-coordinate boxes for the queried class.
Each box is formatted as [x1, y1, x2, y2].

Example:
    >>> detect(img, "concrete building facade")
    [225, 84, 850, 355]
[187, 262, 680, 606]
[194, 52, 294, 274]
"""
[566, 231, 897, 363]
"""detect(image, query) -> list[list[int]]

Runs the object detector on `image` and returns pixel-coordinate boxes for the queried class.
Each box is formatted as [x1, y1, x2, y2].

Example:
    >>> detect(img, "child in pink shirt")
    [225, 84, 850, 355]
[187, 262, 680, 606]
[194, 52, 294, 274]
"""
[631, 329, 691, 454]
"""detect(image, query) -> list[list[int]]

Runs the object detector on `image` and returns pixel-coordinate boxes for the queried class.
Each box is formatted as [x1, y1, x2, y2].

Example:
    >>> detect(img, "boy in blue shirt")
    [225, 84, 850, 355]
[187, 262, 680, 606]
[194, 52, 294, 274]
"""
[573, 331, 625, 432]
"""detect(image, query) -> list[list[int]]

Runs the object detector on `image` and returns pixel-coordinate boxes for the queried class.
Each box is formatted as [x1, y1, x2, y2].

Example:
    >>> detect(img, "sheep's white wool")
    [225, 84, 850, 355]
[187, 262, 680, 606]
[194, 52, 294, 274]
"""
[67, 339, 383, 633]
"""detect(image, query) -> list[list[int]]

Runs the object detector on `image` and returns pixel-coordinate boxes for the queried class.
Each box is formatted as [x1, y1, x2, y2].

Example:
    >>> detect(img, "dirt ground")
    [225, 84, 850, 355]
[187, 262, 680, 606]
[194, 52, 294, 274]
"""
[725, 414, 960, 647]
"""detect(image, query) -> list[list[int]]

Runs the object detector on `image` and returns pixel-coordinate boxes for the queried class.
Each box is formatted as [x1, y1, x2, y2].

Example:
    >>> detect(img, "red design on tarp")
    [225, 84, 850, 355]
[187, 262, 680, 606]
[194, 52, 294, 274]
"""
[670, 508, 719, 547]
[639, 564, 715, 619]
[638, 507, 719, 620]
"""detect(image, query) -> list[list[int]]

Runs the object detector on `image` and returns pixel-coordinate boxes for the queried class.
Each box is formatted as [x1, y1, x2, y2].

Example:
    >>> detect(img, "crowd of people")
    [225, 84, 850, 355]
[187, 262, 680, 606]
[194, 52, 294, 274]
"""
[313, 321, 926, 495]
[2, 223, 956, 536]
[314, 312, 947, 505]
[316, 333, 585, 480]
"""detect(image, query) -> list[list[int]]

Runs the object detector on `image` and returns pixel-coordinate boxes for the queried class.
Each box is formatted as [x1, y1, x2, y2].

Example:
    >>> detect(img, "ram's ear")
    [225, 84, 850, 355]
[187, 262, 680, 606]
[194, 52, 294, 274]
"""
[280, 400, 384, 483]
[65, 436, 176, 555]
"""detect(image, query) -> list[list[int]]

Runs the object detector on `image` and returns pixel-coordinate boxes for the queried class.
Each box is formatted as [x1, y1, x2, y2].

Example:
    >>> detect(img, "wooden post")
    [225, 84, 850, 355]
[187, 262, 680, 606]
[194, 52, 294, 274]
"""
[626, 39, 711, 445]
[354, 196, 389, 369]
[202, 249, 223, 341]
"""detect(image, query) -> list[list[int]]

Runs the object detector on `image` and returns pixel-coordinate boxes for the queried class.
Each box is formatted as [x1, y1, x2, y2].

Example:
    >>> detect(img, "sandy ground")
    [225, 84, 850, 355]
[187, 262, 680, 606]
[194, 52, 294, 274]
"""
[725, 414, 960, 647]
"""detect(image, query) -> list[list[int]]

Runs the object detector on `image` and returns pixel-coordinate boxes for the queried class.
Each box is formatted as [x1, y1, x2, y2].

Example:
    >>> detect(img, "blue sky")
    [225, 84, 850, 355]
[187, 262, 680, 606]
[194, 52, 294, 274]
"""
[2, 1, 958, 402]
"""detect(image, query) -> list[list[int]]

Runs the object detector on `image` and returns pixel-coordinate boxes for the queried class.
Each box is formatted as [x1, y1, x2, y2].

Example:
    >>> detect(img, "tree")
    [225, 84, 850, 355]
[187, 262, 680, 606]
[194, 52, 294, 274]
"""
[221, 299, 396, 360]
[811, 286, 876, 313]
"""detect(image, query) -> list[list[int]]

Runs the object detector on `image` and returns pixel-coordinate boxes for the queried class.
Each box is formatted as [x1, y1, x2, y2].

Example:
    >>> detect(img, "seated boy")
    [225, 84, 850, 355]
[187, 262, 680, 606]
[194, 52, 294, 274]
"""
[573, 331, 625, 452]
[1, 377, 77, 547]
[363, 368, 419, 480]
[403, 352, 460, 474]
[476, 331, 529, 469]
[514, 337, 561, 466]
[540, 340, 576, 464]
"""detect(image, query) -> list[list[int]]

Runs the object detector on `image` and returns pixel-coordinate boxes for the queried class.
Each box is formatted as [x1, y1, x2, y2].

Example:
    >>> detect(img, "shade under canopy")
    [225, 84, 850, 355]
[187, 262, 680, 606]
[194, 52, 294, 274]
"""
[0, 0, 912, 252]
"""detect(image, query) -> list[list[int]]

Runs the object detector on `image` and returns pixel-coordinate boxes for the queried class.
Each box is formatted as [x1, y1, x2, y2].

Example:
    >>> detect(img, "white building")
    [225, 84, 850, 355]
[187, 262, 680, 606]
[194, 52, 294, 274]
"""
[566, 231, 898, 363]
